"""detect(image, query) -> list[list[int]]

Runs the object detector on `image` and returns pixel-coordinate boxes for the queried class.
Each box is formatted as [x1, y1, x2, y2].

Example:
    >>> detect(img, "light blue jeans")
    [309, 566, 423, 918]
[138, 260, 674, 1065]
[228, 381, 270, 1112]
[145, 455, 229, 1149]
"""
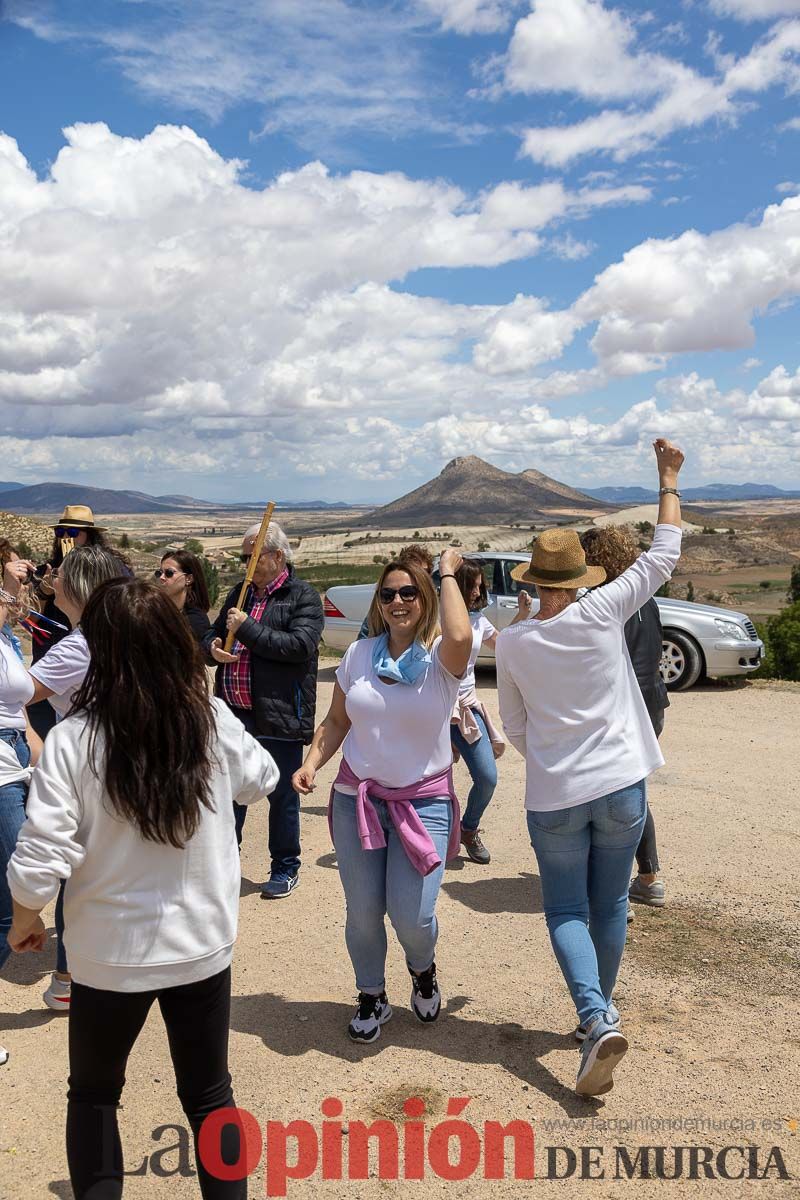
[0, 729, 30, 971]
[526, 781, 647, 1028]
[332, 789, 451, 994]
[450, 710, 497, 831]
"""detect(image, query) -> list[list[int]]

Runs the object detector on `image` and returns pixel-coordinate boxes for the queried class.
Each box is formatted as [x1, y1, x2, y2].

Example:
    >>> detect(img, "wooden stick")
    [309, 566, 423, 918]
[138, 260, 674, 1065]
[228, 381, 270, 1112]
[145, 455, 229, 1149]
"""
[223, 501, 276, 653]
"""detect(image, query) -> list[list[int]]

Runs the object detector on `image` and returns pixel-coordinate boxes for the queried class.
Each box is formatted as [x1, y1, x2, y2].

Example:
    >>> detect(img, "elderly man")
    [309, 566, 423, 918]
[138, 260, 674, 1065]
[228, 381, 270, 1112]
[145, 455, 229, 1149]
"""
[205, 522, 323, 898]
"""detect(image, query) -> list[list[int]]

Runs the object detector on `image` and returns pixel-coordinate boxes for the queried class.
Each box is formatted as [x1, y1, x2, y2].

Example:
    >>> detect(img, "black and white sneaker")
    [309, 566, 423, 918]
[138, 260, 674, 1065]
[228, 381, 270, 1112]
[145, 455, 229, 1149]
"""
[348, 991, 392, 1043]
[409, 962, 441, 1023]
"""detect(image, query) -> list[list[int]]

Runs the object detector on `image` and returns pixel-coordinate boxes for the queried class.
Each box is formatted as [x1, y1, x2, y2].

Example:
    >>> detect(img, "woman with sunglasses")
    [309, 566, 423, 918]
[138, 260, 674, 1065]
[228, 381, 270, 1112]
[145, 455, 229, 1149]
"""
[155, 550, 211, 642]
[7, 577, 279, 1198]
[293, 549, 472, 1043]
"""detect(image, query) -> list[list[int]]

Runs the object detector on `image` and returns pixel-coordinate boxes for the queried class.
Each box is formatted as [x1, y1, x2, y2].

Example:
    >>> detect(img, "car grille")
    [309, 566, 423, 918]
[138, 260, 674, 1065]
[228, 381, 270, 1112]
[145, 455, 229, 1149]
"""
[743, 620, 758, 641]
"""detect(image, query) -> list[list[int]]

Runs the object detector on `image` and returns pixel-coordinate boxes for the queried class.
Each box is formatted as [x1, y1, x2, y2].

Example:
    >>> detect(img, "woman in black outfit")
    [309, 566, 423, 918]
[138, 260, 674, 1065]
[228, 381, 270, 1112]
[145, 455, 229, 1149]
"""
[156, 549, 211, 642]
[580, 526, 668, 908]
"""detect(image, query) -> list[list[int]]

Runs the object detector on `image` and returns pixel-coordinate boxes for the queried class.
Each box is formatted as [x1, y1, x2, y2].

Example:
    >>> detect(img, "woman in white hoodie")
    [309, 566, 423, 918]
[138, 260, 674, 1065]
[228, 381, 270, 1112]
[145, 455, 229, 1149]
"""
[8, 577, 279, 1200]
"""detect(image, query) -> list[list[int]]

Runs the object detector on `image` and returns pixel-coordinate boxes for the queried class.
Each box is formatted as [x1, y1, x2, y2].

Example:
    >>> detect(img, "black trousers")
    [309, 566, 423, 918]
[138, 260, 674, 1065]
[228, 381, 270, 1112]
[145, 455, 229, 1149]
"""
[67, 968, 246, 1199]
[635, 707, 664, 875]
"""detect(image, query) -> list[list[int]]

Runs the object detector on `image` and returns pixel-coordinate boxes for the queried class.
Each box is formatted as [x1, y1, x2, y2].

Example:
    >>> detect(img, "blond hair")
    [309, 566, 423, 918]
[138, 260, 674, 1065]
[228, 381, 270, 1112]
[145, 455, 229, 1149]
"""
[366, 560, 440, 649]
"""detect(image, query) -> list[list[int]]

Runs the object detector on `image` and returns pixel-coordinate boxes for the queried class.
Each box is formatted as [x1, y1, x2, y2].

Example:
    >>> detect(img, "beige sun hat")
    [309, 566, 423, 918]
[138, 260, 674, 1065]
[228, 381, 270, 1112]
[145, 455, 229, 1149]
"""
[49, 505, 106, 531]
[510, 528, 607, 589]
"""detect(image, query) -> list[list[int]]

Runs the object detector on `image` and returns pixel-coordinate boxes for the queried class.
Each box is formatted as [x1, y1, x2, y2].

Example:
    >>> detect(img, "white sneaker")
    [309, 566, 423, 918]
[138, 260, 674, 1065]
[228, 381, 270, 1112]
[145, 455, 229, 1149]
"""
[409, 962, 441, 1023]
[43, 973, 71, 1013]
[0, 1045, 8, 1066]
[576, 1019, 629, 1097]
[348, 992, 392, 1043]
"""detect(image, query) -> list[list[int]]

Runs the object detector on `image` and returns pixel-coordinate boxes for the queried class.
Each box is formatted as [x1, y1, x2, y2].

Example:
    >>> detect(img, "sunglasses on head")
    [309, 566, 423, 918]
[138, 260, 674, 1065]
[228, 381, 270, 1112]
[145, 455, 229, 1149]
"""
[154, 567, 183, 580]
[379, 585, 419, 604]
[55, 526, 84, 538]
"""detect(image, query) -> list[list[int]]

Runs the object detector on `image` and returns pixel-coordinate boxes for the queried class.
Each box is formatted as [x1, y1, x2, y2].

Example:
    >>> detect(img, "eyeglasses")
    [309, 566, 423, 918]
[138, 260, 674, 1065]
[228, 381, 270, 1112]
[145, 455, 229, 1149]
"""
[239, 550, 273, 564]
[379, 585, 420, 604]
[55, 526, 84, 538]
[154, 568, 184, 580]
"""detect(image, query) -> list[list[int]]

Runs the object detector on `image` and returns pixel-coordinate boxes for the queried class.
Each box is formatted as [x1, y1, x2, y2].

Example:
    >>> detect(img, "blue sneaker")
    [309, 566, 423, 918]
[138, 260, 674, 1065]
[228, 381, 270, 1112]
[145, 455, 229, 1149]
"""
[260, 872, 300, 900]
[575, 1002, 620, 1043]
[576, 1013, 628, 1097]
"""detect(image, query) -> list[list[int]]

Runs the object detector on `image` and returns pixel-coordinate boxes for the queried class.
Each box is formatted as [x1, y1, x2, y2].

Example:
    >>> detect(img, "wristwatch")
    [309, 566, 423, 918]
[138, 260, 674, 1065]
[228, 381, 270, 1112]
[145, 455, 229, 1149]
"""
[659, 487, 681, 498]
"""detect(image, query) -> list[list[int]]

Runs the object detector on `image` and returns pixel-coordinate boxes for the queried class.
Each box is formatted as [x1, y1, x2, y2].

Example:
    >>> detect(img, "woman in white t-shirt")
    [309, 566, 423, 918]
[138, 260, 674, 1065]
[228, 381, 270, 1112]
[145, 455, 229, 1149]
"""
[25, 545, 127, 1013]
[450, 560, 531, 865]
[293, 549, 472, 1044]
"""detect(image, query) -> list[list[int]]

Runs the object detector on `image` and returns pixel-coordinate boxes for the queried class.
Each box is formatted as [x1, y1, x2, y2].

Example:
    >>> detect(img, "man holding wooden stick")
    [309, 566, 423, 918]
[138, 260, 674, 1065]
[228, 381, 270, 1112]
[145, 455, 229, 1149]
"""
[204, 519, 324, 899]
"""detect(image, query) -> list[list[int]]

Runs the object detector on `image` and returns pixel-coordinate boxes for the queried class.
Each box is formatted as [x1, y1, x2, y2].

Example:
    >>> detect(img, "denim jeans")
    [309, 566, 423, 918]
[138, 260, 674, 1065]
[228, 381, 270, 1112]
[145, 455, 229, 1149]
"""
[332, 789, 451, 993]
[450, 710, 497, 831]
[0, 729, 31, 971]
[526, 781, 647, 1028]
[228, 709, 302, 879]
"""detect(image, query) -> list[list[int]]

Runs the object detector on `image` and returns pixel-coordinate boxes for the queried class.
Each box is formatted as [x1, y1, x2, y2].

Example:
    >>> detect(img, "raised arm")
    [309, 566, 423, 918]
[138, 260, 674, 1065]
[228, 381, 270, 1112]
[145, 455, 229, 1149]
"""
[587, 439, 685, 626]
[437, 548, 472, 678]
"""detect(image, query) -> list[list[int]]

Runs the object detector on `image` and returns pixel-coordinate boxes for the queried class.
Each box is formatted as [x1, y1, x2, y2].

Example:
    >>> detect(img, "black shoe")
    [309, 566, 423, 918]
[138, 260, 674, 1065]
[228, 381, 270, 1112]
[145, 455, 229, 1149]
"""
[460, 826, 491, 864]
[348, 991, 392, 1043]
[409, 962, 441, 1023]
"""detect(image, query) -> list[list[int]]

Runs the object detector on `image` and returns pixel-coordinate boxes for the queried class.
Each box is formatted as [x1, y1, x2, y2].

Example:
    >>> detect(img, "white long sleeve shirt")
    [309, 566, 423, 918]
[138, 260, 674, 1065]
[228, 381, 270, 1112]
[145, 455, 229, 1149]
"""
[496, 524, 682, 812]
[8, 698, 280, 991]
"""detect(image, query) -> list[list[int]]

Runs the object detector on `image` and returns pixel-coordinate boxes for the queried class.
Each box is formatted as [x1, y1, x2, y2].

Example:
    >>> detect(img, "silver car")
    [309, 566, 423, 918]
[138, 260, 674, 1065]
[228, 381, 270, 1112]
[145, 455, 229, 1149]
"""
[322, 551, 764, 691]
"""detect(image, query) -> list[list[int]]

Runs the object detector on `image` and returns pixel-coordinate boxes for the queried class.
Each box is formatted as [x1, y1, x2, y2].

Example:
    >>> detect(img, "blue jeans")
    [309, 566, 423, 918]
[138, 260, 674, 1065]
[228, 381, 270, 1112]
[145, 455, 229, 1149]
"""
[0, 729, 31, 971]
[526, 781, 647, 1028]
[450, 710, 497, 831]
[228, 709, 302, 879]
[332, 789, 451, 993]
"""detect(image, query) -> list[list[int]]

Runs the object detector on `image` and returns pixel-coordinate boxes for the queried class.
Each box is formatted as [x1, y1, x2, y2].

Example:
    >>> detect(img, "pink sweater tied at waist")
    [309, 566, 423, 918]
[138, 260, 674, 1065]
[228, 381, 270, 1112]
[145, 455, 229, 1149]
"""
[329, 758, 461, 877]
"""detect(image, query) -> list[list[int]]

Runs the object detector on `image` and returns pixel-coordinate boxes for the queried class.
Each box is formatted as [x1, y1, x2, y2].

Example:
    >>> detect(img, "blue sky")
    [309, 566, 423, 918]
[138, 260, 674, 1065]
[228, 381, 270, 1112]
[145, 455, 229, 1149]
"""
[1, 0, 799, 502]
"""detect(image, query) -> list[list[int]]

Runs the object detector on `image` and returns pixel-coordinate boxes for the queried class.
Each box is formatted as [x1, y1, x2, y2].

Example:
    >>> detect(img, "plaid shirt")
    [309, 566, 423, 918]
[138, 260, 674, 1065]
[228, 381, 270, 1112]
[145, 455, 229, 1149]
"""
[220, 568, 289, 710]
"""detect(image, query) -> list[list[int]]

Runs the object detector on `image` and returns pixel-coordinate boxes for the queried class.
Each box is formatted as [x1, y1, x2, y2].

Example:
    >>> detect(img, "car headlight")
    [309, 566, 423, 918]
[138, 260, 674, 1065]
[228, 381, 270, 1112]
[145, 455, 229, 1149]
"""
[714, 618, 746, 640]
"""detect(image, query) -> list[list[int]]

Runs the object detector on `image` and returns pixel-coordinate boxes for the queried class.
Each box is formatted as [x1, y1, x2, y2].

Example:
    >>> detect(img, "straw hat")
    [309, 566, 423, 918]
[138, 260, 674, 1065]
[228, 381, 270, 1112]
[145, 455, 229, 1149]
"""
[49, 505, 106, 531]
[510, 528, 607, 589]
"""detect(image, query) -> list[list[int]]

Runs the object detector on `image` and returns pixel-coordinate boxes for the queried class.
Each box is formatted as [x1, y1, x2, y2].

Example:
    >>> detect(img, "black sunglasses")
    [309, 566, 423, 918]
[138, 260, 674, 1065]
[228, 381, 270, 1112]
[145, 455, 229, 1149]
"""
[379, 585, 419, 604]
[55, 526, 84, 538]
[154, 568, 183, 580]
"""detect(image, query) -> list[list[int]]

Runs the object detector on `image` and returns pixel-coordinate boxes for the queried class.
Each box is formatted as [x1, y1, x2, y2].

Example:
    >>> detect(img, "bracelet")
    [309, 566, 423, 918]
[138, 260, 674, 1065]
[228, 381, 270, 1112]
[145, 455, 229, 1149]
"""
[440, 573, 457, 580]
[659, 487, 681, 498]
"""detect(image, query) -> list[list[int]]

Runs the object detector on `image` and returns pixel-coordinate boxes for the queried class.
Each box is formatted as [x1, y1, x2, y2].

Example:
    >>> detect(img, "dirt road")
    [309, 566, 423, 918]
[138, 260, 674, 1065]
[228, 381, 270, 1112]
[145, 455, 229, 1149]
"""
[2, 669, 798, 1197]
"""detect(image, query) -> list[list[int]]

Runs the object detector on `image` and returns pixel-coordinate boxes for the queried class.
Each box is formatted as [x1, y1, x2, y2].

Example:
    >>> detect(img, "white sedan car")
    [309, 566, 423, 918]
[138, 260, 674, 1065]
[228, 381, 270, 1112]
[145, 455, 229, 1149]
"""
[322, 551, 764, 691]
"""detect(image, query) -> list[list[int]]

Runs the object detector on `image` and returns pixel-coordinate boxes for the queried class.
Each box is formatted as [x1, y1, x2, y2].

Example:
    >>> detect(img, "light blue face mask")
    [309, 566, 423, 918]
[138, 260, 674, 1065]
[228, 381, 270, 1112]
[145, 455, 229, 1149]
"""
[372, 632, 432, 685]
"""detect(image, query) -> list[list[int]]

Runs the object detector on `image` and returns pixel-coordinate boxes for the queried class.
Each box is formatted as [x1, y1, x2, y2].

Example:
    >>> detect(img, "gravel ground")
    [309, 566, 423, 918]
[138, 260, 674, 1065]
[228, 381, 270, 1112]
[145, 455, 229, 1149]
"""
[1, 667, 798, 1198]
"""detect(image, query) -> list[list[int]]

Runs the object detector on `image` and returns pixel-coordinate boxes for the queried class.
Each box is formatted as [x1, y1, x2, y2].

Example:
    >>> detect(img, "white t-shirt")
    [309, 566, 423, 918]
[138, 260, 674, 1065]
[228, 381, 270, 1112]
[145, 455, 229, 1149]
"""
[8, 698, 280, 992]
[458, 612, 496, 705]
[496, 524, 682, 813]
[335, 637, 461, 791]
[0, 632, 35, 789]
[29, 628, 90, 719]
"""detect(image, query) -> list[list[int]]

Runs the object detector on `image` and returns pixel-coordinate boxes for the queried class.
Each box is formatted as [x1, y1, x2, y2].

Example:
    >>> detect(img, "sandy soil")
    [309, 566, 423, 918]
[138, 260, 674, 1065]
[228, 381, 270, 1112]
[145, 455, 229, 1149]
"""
[2, 670, 799, 1198]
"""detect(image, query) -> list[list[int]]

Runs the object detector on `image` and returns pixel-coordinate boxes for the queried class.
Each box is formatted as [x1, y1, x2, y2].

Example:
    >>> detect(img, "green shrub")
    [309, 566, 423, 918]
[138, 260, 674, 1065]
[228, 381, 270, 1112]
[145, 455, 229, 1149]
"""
[686, 580, 694, 602]
[753, 603, 800, 681]
[787, 564, 800, 604]
[118, 532, 131, 549]
[15, 539, 33, 560]
[201, 558, 220, 608]
[184, 538, 204, 555]
[759, 580, 771, 590]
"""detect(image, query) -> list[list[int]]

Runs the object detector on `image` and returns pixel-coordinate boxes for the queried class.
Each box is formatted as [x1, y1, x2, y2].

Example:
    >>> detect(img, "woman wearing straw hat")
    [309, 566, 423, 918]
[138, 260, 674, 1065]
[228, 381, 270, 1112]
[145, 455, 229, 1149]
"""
[30, 506, 117, 740]
[496, 439, 684, 1097]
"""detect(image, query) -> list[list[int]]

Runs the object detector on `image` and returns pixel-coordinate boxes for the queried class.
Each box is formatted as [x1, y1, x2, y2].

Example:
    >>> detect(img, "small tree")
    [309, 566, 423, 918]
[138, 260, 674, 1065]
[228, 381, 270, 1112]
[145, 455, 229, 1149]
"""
[656, 581, 671, 598]
[686, 580, 695, 603]
[118, 532, 131, 549]
[201, 557, 220, 608]
[184, 537, 204, 555]
[759, 580, 771, 590]
[413, 531, 421, 540]
[636, 520, 654, 535]
[787, 563, 800, 604]
[477, 540, 490, 552]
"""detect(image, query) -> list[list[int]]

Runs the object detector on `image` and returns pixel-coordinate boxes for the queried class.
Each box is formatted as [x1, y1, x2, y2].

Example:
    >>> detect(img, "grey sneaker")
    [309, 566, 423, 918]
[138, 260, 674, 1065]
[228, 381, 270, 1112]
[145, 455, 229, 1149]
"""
[575, 1002, 620, 1044]
[629, 876, 666, 907]
[576, 1015, 629, 1097]
[460, 827, 491, 865]
[348, 992, 392, 1043]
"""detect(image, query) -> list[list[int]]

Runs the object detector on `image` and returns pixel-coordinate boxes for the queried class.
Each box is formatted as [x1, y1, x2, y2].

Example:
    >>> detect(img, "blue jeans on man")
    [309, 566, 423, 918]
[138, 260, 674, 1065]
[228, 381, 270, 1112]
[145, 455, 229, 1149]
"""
[229, 708, 302, 885]
[526, 780, 647, 1028]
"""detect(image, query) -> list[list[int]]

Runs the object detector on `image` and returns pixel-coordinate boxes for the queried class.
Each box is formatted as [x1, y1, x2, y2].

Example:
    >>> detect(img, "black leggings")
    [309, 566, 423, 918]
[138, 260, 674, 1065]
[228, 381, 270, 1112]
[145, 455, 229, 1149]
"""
[67, 968, 245, 1199]
[635, 707, 664, 875]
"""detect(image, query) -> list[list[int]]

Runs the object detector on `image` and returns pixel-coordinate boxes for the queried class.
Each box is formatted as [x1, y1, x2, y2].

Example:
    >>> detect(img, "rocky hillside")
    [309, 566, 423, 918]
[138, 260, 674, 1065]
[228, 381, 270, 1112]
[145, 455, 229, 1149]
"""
[363, 456, 607, 527]
[0, 511, 54, 558]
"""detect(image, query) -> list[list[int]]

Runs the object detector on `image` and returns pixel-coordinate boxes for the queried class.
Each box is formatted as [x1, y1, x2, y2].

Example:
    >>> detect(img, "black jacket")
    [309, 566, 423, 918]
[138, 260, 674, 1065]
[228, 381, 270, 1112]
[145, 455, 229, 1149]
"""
[204, 569, 324, 743]
[624, 597, 669, 734]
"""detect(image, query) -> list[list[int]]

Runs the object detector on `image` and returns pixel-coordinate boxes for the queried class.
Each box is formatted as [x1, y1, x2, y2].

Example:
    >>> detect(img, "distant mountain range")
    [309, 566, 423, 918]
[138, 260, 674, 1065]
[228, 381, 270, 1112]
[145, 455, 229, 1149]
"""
[585, 483, 800, 503]
[0, 481, 357, 514]
[362, 456, 603, 527]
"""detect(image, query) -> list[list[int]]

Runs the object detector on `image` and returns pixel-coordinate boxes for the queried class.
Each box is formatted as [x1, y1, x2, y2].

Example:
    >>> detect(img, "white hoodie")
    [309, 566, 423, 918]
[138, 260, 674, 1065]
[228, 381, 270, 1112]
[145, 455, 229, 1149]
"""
[8, 698, 279, 991]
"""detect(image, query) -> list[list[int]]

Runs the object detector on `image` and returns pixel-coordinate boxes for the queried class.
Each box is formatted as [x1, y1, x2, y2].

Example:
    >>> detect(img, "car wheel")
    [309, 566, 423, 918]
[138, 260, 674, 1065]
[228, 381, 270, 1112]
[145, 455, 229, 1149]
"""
[660, 630, 704, 691]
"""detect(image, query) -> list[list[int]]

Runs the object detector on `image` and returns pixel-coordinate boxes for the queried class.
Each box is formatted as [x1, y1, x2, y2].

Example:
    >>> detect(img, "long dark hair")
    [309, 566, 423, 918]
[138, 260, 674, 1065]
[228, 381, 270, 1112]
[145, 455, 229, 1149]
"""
[49, 526, 109, 569]
[455, 559, 488, 611]
[71, 577, 216, 848]
[160, 549, 211, 612]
